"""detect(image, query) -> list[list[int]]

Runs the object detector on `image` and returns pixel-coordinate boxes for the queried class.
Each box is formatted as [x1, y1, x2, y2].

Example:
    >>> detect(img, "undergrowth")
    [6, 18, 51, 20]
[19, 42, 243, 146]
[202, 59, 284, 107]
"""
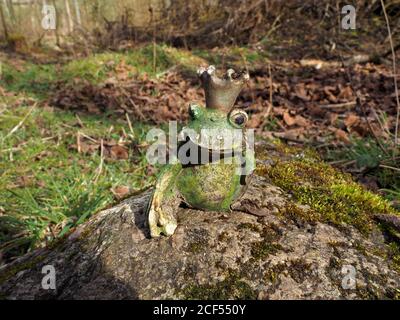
[0, 100, 153, 262]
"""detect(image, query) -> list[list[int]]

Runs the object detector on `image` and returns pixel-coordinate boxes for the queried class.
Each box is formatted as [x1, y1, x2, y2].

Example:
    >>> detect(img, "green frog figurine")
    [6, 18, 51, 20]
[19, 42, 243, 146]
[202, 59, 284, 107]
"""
[146, 65, 254, 237]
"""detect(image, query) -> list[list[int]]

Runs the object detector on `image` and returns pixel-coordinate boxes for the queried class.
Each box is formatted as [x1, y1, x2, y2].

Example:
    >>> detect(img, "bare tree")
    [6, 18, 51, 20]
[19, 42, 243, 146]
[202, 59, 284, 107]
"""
[73, 0, 81, 25]
[0, 1, 9, 41]
[64, 0, 74, 33]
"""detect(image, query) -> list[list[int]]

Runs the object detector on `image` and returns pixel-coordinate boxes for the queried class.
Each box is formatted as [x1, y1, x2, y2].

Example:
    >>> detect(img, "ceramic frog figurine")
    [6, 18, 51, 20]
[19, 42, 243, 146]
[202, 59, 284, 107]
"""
[146, 65, 254, 237]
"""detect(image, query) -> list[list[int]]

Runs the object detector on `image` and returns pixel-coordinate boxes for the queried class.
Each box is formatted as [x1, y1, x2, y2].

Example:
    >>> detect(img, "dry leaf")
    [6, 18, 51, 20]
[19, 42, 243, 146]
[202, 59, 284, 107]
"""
[283, 111, 296, 126]
[344, 114, 359, 129]
[111, 186, 130, 199]
[294, 115, 309, 127]
[338, 86, 354, 101]
[110, 145, 129, 160]
[335, 129, 350, 144]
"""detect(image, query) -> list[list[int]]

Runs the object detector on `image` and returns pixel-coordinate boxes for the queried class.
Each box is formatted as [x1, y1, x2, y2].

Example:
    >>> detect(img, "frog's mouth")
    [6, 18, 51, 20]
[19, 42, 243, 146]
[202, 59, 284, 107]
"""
[178, 127, 244, 152]
[177, 136, 245, 166]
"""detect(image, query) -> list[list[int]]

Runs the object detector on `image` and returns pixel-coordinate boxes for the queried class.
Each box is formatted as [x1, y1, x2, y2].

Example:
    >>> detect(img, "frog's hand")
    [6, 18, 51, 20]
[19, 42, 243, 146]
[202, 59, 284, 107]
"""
[147, 164, 182, 237]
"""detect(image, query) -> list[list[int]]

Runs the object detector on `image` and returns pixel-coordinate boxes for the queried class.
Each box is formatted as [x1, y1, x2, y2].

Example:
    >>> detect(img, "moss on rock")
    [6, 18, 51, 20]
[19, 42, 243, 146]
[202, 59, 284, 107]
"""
[0, 254, 45, 286]
[181, 269, 257, 300]
[256, 143, 398, 234]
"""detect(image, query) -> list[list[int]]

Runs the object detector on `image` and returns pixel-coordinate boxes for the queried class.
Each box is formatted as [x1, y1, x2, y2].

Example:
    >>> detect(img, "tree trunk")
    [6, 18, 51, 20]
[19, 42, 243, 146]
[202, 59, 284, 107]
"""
[73, 0, 81, 26]
[64, 0, 74, 33]
[0, 1, 9, 42]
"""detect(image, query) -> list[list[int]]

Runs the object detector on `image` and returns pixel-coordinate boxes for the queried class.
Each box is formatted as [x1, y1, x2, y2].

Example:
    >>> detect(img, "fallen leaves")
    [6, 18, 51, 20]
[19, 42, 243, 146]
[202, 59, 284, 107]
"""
[283, 111, 308, 127]
[49, 57, 399, 149]
[72, 134, 130, 161]
[283, 111, 296, 126]
[109, 145, 129, 160]
[335, 129, 351, 144]
[51, 71, 202, 124]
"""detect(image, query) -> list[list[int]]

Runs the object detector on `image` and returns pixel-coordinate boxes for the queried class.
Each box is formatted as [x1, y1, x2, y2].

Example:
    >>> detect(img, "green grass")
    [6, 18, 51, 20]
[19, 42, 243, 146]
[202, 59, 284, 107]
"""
[0, 43, 208, 100]
[323, 137, 400, 201]
[193, 46, 269, 69]
[0, 100, 155, 261]
[0, 43, 209, 262]
[0, 62, 57, 98]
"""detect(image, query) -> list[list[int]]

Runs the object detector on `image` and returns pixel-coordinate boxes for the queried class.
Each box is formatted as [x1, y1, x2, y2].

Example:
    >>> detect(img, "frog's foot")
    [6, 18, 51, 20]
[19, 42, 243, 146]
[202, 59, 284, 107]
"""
[146, 164, 182, 237]
[148, 198, 179, 237]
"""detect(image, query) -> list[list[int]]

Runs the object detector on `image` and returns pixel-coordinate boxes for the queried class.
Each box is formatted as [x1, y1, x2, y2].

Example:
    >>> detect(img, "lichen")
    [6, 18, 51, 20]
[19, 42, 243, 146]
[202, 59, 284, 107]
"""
[185, 228, 210, 254]
[279, 202, 320, 224]
[237, 223, 261, 233]
[0, 255, 45, 286]
[288, 258, 313, 283]
[181, 269, 257, 300]
[264, 263, 286, 283]
[249, 224, 283, 260]
[379, 223, 400, 273]
[250, 241, 282, 260]
[217, 231, 230, 242]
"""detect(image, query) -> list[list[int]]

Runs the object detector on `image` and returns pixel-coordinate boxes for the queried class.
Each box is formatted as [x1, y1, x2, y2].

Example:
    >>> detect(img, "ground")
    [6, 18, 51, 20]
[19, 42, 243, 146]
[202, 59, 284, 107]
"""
[0, 142, 399, 299]
[0, 25, 400, 299]
[1, 42, 400, 264]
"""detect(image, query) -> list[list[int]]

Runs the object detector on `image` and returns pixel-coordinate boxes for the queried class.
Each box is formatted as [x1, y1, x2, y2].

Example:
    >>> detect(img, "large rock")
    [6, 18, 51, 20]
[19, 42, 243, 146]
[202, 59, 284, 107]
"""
[1, 168, 399, 299]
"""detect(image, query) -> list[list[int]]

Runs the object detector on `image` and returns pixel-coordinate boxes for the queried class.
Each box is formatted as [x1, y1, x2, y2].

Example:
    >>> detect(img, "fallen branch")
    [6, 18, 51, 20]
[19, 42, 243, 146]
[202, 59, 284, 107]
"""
[319, 101, 357, 109]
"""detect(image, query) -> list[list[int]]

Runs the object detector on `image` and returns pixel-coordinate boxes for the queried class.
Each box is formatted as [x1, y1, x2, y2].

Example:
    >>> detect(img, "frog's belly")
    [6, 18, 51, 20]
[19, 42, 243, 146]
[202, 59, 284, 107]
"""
[176, 161, 242, 211]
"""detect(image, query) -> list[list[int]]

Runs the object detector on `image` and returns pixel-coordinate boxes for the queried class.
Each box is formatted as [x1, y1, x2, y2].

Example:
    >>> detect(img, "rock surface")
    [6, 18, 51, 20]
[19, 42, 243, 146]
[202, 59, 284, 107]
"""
[0, 173, 399, 300]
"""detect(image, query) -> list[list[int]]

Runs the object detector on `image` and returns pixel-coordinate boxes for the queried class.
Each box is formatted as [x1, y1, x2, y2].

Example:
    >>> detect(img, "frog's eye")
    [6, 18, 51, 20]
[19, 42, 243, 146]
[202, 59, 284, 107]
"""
[229, 110, 248, 128]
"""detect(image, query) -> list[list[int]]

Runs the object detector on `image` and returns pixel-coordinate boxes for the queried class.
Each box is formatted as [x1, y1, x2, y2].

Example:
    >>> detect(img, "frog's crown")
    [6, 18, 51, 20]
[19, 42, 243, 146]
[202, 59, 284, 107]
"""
[197, 65, 249, 112]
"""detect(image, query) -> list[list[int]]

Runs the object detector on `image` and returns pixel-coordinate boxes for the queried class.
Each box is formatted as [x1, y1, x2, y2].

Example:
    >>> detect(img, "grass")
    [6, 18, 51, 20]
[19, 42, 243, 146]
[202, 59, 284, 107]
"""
[193, 45, 269, 70]
[0, 98, 154, 261]
[323, 137, 400, 207]
[0, 43, 209, 262]
[0, 62, 57, 98]
[1, 42, 398, 266]
[0, 43, 208, 99]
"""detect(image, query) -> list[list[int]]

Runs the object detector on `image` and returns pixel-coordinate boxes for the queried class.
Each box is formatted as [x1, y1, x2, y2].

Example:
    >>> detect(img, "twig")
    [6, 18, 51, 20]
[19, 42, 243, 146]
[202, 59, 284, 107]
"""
[319, 101, 356, 109]
[381, 0, 400, 147]
[331, 159, 357, 168]
[0, 146, 22, 153]
[77, 131, 82, 153]
[149, 6, 157, 73]
[93, 139, 104, 183]
[125, 113, 135, 138]
[371, 108, 391, 138]
[379, 164, 400, 173]
[127, 96, 146, 121]
[42, 136, 58, 142]
[263, 14, 281, 41]
[79, 132, 98, 143]
[3, 103, 36, 141]
[75, 114, 84, 128]
[120, 88, 146, 121]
